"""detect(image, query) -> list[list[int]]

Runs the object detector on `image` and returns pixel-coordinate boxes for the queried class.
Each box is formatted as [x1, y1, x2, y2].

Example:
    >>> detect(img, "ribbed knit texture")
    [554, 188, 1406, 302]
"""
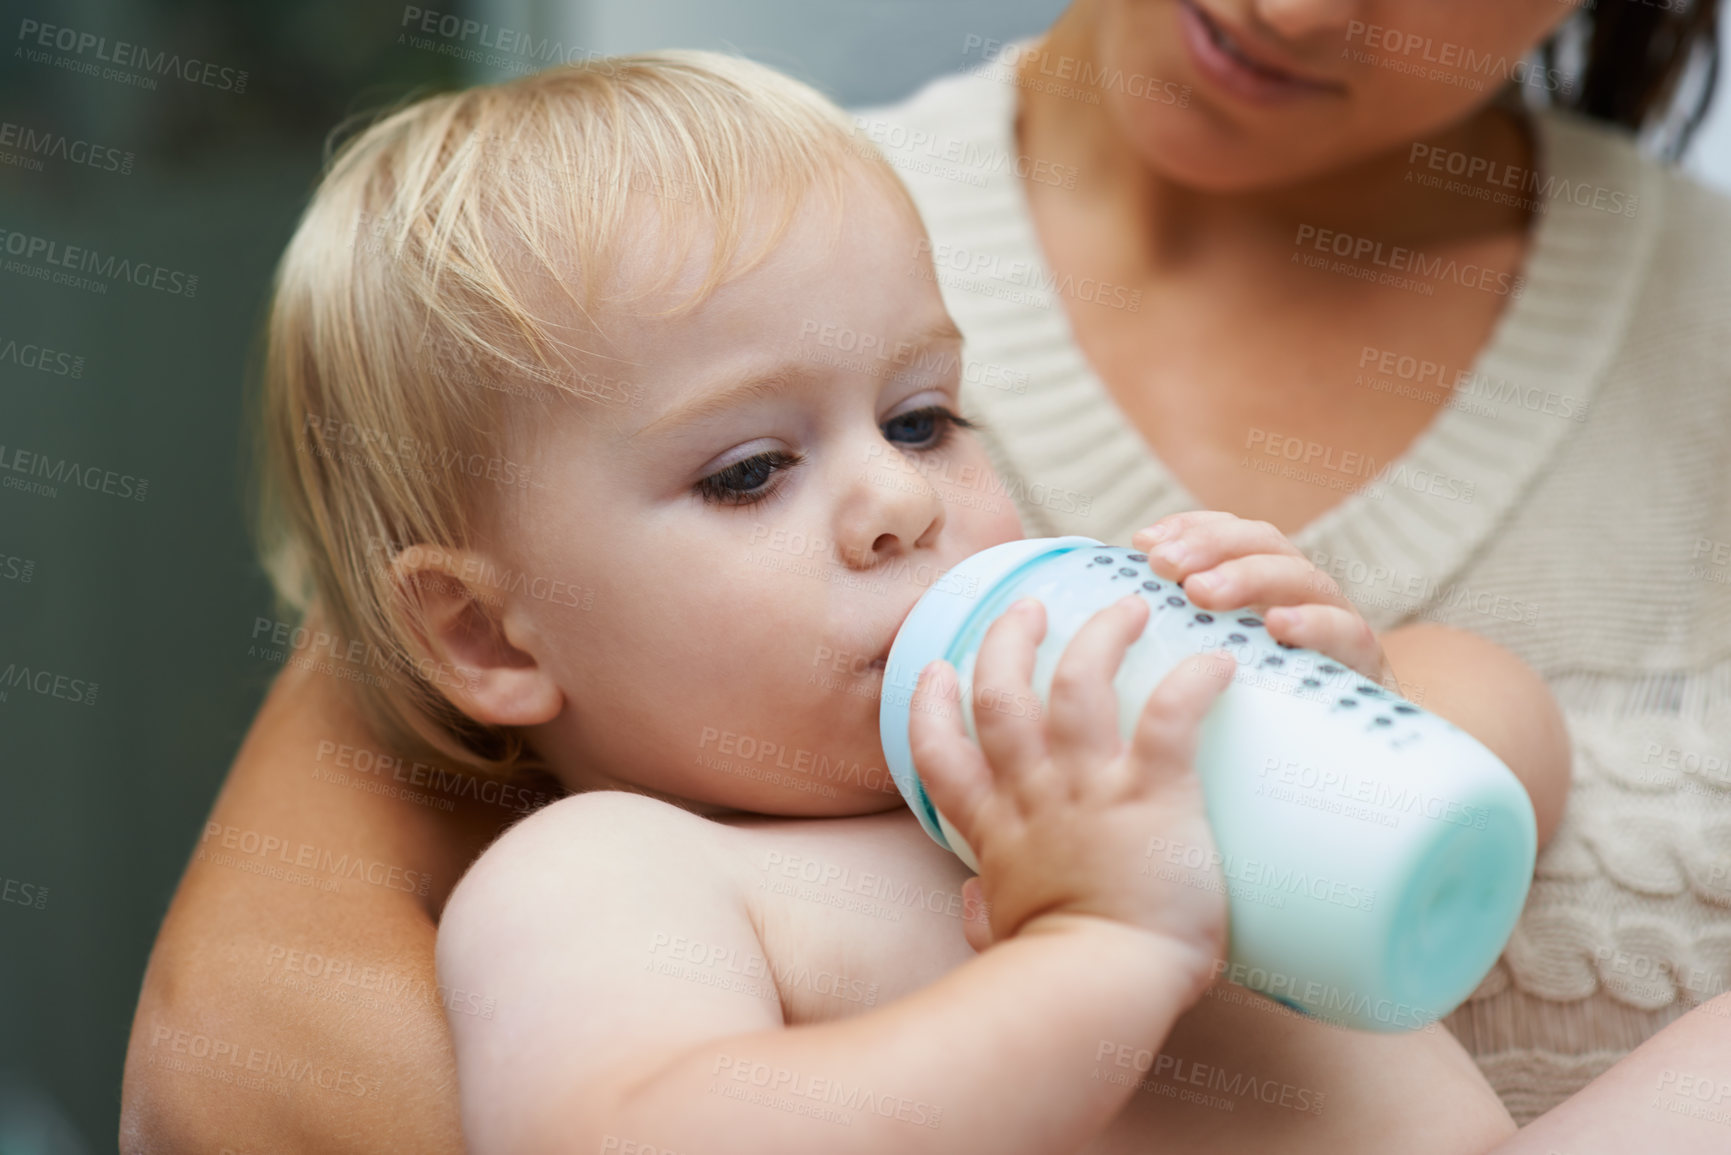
[861, 59, 1731, 1123]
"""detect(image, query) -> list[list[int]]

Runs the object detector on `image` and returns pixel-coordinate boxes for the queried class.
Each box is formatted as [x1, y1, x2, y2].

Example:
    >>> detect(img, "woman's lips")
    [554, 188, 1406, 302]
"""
[1177, 0, 1345, 105]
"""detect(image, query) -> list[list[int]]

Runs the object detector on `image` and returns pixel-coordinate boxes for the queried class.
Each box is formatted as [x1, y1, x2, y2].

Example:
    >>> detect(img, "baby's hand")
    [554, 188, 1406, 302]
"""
[907, 596, 1236, 994]
[1133, 511, 1394, 689]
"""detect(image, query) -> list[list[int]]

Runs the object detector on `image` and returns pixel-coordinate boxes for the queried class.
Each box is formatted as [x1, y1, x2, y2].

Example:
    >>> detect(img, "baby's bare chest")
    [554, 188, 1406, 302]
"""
[723, 810, 981, 1025]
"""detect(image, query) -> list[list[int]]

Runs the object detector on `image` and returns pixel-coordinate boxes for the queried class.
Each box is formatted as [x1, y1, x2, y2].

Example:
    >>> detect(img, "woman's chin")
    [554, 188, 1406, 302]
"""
[1109, 97, 1349, 194]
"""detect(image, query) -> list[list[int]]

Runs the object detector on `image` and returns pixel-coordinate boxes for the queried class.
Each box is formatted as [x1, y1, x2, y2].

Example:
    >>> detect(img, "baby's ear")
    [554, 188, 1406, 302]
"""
[389, 543, 563, 728]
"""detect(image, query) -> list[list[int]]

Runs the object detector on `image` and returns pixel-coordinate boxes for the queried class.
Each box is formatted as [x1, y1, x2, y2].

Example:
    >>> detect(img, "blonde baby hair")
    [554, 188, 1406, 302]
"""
[250, 50, 910, 776]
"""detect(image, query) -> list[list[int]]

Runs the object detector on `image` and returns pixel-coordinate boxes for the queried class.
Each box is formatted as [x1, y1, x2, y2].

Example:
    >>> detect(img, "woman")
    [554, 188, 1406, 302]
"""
[122, 1, 1729, 1151]
[858, 0, 1731, 1133]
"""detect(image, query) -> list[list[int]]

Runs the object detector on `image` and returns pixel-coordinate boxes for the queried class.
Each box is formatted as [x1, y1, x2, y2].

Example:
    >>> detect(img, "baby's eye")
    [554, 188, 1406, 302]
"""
[694, 448, 803, 507]
[693, 406, 973, 508]
[882, 405, 976, 450]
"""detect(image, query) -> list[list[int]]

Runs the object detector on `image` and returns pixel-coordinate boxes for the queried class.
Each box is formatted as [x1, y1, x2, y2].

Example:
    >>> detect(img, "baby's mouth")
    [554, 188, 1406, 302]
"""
[871, 601, 919, 672]
[862, 635, 896, 677]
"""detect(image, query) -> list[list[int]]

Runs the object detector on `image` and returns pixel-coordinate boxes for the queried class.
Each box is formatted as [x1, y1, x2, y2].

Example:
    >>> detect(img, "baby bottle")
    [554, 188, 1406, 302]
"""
[879, 536, 1536, 1032]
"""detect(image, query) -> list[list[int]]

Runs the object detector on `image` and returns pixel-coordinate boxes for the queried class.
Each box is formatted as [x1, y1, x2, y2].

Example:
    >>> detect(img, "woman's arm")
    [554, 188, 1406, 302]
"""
[1381, 624, 1731, 1152]
[119, 619, 516, 1154]
[1491, 992, 1731, 1153]
[1379, 621, 1572, 850]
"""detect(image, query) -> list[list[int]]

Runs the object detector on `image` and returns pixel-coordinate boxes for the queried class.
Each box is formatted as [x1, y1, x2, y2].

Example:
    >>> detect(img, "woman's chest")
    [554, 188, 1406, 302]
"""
[1047, 233, 1527, 536]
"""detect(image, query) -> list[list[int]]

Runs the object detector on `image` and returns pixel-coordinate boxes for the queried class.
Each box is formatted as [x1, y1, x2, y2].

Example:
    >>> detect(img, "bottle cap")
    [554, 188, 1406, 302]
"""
[879, 535, 1102, 850]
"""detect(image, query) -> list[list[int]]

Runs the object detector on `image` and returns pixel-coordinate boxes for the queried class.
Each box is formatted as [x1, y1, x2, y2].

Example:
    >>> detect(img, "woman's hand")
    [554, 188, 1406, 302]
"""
[1133, 511, 1395, 690]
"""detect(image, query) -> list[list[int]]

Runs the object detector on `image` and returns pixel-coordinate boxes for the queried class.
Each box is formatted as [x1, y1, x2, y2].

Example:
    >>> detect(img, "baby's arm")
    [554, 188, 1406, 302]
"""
[439, 605, 1236, 1155]
[439, 789, 1201, 1155]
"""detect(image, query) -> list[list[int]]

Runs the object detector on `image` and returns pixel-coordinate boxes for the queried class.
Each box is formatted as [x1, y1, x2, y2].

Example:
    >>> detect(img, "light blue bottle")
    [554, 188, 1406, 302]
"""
[879, 536, 1536, 1032]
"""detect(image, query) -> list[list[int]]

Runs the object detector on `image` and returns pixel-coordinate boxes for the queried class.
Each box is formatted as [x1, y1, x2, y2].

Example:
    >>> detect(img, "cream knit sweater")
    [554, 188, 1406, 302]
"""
[861, 56, 1731, 1123]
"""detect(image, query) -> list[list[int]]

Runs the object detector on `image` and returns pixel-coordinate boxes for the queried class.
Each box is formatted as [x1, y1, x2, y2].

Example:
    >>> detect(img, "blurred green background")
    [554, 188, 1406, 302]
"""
[0, 1, 1073, 1148]
[0, 4, 467, 1150]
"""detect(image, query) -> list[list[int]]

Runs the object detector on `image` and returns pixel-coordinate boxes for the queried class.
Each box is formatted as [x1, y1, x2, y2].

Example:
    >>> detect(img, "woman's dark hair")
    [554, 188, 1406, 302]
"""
[1544, 0, 1722, 160]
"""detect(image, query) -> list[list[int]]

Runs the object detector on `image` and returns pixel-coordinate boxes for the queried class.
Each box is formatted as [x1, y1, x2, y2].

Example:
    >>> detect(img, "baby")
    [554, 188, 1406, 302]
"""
[256, 50, 1570, 1155]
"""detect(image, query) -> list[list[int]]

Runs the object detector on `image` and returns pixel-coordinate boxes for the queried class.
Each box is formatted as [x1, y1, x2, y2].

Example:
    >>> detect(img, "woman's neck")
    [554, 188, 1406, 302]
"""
[1018, 9, 1539, 272]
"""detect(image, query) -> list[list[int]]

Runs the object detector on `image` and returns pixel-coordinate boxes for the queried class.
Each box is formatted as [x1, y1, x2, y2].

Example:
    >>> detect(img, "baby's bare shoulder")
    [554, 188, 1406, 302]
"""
[436, 793, 787, 1147]
[455, 790, 745, 906]
[492, 788, 729, 855]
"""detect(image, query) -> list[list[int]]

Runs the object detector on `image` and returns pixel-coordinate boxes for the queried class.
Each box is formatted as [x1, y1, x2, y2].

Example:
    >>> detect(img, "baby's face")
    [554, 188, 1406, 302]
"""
[491, 168, 1024, 815]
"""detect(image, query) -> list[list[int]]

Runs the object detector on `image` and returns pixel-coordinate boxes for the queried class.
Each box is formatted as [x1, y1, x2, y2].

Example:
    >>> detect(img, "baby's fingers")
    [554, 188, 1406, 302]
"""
[1047, 595, 1151, 768]
[1127, 649, 1237, 783]
[908, 660, 995, 837]
[1263, 604, 1386, 683]
[970, 598, 1049, 780]
[1181, 553, 1351, 614]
